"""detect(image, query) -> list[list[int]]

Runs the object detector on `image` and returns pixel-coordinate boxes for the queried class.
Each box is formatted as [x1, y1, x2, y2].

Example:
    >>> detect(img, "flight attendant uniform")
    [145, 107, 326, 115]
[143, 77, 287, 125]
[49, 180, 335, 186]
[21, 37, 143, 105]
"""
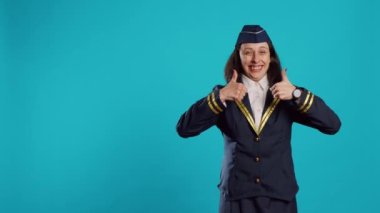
[176, 25, 341, 213]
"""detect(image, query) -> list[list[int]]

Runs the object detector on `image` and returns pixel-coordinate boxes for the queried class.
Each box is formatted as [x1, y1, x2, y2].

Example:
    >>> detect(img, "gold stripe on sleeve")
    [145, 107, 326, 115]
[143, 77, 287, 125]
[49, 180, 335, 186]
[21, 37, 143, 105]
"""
[299, 91, 311, 112]
[207, 94, 220, 114]
[211, 92, 223, 113]
[301, 93, 314, 113]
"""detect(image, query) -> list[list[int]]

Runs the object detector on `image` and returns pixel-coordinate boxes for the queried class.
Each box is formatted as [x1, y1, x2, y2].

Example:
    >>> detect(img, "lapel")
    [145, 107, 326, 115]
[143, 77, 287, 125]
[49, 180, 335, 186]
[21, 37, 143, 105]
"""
[262, 90, 274, 117]
[235, 75, 280, 136]
[258, 90, 280, 134]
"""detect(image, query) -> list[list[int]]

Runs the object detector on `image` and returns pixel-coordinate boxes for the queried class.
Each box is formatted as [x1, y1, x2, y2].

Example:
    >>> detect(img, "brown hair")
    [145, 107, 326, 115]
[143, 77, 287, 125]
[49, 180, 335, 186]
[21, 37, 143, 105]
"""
[224, 42, 282, 86]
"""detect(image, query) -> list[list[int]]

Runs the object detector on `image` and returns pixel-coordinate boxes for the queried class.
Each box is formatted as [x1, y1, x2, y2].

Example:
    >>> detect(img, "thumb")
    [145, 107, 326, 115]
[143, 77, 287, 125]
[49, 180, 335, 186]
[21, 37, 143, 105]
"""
[281, 68, 289, 82]
[230, 69, 238, 83]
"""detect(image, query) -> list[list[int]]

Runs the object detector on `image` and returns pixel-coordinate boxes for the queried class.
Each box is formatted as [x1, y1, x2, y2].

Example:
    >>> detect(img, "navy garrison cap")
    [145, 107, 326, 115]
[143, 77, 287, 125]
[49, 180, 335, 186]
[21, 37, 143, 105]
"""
[235, 25, 272, 47]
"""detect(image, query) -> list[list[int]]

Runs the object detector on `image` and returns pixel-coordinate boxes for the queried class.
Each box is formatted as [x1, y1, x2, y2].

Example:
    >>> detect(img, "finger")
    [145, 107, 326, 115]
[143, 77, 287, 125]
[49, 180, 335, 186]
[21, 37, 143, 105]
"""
[271, 88, 276, 96]
[270, 83, 277, 91]
[237, 93, 245, 102]
[233, 91, 240, 100]
[241, 86, 247, 95]
[237, 84, 247, 94]
[277, 91, 286, 99]
[230, 69, 238, 83]
[241, 90, 247, 98]
[236, 84, 243, 92]
[281, 68, 289, 82]
[234, 95, 241, 102]
[234, 89, 244, 101]
[273, 90, 280, 99]
[272, 87, 279, 95]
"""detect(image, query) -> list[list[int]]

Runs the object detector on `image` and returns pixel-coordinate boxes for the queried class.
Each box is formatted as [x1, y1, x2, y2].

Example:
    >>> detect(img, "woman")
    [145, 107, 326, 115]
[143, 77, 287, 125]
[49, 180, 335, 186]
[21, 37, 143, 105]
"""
[176, 25, 341, 213]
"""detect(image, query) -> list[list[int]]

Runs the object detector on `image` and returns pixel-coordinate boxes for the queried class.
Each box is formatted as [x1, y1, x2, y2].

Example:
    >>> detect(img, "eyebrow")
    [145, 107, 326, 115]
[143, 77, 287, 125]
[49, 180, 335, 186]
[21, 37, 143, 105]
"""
[259, 46, 269, 50]
[242, 46, 269, 51]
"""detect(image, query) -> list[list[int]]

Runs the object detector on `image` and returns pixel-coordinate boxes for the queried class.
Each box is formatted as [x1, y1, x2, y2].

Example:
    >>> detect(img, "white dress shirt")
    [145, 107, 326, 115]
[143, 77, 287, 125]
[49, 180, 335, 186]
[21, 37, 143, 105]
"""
[242, 74, 269, 129]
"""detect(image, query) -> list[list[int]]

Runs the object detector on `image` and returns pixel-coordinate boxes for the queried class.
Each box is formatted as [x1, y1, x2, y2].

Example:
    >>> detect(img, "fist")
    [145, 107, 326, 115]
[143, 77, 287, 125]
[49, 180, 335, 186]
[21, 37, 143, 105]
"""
[220, 70, 247, 102]
[270, 69, 296, 100]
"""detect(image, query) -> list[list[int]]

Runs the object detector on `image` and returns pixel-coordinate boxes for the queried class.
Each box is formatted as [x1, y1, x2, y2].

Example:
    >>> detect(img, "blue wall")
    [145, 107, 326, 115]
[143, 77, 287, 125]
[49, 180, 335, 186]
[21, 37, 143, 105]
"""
[1, 0, 379, 212]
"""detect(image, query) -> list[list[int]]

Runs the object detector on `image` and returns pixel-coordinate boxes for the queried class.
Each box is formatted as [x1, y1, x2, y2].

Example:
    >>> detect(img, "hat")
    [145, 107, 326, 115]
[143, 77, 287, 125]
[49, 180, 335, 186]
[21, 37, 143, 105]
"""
[235, 25, 272, 47]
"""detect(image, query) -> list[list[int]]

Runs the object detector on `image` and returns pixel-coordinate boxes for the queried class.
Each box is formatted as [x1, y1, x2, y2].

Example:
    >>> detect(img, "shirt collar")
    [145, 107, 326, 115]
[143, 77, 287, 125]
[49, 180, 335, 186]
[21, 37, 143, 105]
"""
[242, 74, 269, 92]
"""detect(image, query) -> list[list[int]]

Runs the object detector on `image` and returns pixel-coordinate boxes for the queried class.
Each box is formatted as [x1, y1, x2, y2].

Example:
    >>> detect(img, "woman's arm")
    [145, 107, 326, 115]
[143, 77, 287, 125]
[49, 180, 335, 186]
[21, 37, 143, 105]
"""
[288, 88, 341, 135]
[270, 70, 341, 134]
[176, 70, 247, 138]
[176, 86, 226, 138]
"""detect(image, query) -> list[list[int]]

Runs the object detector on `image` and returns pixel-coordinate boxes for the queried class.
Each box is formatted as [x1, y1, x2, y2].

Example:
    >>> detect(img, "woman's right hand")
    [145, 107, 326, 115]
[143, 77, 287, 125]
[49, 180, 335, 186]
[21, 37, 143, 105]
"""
[219, 70, 247, 103]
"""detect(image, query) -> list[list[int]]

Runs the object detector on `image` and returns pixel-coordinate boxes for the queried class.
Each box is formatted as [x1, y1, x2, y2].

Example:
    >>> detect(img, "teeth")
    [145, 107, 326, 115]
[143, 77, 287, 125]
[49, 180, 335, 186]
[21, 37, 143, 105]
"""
[250, 65, 262, 70]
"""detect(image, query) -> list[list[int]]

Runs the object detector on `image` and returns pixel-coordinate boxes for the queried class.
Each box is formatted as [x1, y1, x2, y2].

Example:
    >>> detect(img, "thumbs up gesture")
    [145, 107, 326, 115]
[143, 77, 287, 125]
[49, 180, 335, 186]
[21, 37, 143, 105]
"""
[270, 68, 296, 100]
[220, 70, 247, 102]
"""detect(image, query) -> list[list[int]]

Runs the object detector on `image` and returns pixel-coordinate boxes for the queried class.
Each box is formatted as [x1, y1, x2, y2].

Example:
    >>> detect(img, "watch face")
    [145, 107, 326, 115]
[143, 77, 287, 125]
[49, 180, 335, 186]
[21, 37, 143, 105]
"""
[293, 89, 301, 98]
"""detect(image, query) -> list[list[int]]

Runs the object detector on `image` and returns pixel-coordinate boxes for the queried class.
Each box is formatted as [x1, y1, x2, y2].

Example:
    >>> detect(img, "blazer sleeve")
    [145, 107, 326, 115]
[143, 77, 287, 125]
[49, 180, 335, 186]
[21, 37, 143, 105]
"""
[176, 86, 226, 138]
[287, 87, 341, 135]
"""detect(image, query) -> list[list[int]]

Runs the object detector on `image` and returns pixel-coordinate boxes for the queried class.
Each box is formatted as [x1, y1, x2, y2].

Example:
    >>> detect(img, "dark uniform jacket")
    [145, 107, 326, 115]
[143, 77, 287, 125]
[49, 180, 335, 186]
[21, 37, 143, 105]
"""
[176, 75, 341, 202]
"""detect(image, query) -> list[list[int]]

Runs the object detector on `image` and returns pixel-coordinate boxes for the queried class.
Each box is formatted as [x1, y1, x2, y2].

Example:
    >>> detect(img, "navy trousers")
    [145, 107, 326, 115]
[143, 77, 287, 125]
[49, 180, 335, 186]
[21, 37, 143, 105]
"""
[219, 194, 297, 213]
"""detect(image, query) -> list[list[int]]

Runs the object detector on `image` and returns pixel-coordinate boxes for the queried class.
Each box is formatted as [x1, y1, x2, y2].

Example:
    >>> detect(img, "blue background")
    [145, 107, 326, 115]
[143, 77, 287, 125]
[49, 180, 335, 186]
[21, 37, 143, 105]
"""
[1, 0, 379, 212]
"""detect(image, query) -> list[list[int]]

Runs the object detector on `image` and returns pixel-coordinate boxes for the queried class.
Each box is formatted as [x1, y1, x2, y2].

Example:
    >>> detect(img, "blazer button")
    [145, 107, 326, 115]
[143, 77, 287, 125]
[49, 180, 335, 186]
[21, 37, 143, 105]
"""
[255, 177, 261, 184]
[255, 137, 260, 143]
[255, 156, 260, 162]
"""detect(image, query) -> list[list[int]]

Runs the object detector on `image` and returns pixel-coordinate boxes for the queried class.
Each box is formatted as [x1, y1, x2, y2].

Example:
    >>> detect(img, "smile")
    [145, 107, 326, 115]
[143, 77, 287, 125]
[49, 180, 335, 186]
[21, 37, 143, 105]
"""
[249, 65, 263, 72]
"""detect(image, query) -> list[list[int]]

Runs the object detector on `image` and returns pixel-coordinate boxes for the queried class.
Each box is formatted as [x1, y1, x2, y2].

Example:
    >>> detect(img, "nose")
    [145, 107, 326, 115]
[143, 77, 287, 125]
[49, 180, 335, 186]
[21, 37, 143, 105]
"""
[250, 52, 259, 63]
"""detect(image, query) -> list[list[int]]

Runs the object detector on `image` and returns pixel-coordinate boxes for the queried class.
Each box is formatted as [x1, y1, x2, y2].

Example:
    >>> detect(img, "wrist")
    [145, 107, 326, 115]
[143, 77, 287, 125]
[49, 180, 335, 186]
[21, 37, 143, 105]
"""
[292, 87, 303, 106]
[292, 87, 301, 99]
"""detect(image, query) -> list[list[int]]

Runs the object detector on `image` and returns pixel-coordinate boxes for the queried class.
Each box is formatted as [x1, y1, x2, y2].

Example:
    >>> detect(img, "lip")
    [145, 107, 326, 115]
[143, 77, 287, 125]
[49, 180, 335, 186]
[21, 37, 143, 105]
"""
[248, 65, 264, 72]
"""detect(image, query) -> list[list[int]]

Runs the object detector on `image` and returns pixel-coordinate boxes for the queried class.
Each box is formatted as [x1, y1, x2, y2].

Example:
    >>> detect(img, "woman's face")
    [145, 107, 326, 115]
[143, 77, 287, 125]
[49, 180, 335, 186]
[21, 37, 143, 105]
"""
[239, 42, 270, 81]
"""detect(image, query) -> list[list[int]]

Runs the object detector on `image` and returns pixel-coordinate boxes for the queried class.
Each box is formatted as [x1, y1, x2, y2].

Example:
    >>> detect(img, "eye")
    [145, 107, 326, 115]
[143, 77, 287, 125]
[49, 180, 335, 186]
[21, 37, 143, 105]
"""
[259, 50, 267, 55]
[243, 50, 253, 55]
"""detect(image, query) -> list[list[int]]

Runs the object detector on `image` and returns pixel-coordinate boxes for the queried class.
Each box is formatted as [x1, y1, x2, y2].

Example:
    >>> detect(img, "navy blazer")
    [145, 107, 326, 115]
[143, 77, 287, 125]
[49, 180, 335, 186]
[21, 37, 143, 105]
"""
[176, 75, 341, 201]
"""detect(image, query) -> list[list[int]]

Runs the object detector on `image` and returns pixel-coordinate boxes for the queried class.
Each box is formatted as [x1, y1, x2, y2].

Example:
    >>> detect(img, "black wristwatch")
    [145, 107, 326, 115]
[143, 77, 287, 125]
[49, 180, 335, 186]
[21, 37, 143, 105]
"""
[292, 88, 302, 100]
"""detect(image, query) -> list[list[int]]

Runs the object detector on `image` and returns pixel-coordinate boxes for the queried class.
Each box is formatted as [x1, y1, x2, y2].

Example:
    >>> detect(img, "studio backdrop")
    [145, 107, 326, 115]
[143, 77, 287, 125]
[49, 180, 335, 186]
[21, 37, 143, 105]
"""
[0, 0, 379, 212]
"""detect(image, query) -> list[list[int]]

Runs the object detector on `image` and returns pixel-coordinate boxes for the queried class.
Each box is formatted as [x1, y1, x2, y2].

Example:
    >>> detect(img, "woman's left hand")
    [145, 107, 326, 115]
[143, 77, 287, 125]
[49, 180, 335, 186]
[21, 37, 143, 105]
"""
[270, 69, 296, 100]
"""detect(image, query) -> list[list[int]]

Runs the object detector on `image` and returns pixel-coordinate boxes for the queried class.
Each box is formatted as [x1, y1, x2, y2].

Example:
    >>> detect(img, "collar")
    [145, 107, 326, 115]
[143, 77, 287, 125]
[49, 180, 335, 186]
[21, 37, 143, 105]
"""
[241, 74, 269, 92]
